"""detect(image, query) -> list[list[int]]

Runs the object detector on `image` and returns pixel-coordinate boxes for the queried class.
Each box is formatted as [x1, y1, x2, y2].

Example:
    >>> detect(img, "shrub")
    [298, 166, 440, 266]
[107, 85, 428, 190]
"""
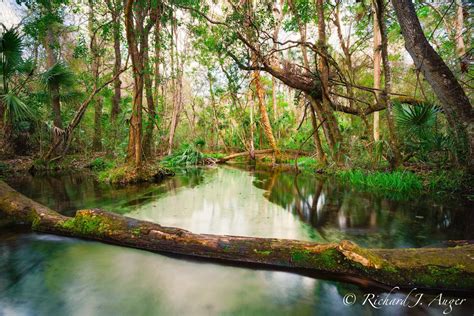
[162, 143, 205, 167]
[89, 157, 114, 172]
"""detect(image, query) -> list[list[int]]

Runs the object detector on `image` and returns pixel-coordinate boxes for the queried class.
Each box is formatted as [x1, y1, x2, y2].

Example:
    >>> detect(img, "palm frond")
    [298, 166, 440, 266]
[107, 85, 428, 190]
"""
[0, 27, 23, 82]
[394, 102, 440, 136]
[2, 93, 34, 123]
[16, 58, 35, 75]
[41, 62, 75, 88]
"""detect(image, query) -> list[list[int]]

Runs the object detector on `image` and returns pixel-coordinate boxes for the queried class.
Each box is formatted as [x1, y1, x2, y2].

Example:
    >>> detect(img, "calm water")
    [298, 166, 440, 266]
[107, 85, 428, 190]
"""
[1, 166, 473, 315]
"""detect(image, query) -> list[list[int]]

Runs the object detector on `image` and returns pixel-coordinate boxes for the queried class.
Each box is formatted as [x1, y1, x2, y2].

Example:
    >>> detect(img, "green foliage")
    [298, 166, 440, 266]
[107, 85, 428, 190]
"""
[89, 157, 114, 172]
[394, 102, 455, 163]
[0, 27, 23, 81]
[41, 62, 75, 88]
[162, 143, 205, 167]
[395, 102, 440, 137]
[336, 170, 423, 197]
[0, 162, 9, 176]
[98, 165, 128, 183]
[289, 157, 322, 171]
[425, 170, 471, 194]
[2, 93, 34, 123]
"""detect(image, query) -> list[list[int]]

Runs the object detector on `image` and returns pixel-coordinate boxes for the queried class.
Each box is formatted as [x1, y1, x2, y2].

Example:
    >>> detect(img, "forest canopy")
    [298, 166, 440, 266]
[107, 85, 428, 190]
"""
[0, 0, 472, 178]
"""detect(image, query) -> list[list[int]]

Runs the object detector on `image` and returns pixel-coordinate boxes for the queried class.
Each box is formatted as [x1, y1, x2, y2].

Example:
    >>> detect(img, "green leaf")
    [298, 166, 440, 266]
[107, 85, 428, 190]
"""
[2, 93, 34, 123]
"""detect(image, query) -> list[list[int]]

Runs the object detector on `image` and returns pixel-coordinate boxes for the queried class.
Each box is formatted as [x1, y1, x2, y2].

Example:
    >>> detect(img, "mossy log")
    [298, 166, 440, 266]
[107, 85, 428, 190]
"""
[0, 180, 473, 290]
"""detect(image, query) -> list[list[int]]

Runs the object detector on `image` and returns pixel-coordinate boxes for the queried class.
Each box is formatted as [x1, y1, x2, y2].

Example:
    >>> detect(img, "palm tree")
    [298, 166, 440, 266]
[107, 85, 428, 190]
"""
[394, 101, 444, 161]
[0, 25, 34, 156]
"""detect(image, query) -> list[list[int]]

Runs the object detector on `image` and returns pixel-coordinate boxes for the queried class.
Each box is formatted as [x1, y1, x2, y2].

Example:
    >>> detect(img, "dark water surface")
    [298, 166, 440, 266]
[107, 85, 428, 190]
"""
[1, 166, 473, 315]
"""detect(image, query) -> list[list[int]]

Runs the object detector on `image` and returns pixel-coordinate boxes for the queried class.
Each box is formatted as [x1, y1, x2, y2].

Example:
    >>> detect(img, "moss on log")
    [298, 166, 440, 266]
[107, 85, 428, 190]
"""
[0, 180, 473, 290]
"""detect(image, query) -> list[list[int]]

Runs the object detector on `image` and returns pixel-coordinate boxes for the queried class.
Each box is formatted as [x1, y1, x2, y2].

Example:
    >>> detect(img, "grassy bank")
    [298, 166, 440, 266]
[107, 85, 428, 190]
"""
[288, 157, 472, 199]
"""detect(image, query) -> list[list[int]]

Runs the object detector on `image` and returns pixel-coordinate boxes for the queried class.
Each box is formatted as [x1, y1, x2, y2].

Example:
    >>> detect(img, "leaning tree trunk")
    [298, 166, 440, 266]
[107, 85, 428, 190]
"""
[392, 0, 474, 171]
[0, 180, 473, 291]
[245, 1, 279, 164]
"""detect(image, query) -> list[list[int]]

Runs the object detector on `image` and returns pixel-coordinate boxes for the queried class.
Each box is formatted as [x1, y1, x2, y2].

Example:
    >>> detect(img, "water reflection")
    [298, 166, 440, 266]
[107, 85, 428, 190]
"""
[6, 169, 209, 216]
[251, 169, 474, 248]
[2, 166, 473, 315]
[2, 230, 471, 316]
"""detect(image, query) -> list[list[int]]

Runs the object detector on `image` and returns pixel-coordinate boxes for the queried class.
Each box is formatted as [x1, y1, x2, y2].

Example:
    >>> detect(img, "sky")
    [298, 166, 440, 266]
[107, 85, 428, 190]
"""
[0, 0, 22, 28]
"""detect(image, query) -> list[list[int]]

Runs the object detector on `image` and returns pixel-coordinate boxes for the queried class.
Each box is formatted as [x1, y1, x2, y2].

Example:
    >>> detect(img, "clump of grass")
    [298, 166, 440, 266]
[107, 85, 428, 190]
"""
[89, 157, 115, 172]
[425, 170, 471, 194]
[336, 170, 423, 197]
[98, 164, 174, 184]
[98, 165, 129, 184]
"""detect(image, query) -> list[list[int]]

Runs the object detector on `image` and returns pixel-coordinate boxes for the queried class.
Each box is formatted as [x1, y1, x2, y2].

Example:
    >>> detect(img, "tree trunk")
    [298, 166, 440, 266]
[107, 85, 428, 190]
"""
[143, 28, 156, 158]
[308, 97, 326, 163]
[89, 0, 102, 152]
[1, 180, 473, 291]
[252, 65, 279, 160]
[208, 73, 228, 152]
[392, 0, 474, 170]
[44, 28, 62, 149]
[454, 0, 467, 72]
[372, 0, 382, 142]
[167, 16, 180, 155]
[125, 0, 144, 167]
[92, 98, 103, 151]
[316, 0, 343, 162]
[109, 1, 122, 126]
[288, 1, 326, 163]
[248, 89, 256, 160]
[377, 0, 401, 169]
[271, 0, 284, 122]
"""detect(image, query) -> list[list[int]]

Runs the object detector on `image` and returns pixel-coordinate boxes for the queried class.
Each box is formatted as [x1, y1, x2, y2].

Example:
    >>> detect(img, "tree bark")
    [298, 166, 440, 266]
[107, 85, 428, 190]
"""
[44, 28, 62, 150]
[109, 0, 122, 126]
[208, 72, 228, 152]
[316, 0, 343, 162]
[89, 0, 103, 152]
[372, 0, 382, 142]
[308, 97, 326, 163]
[143, 26, 156, 158]
[454, 0, 467, 72]
[377, 0, 401, 168]
[271, 0, 284, 122]
[245, 0, 279, 163]
[1, 180, 473, 290]
[392, 0, 474, 170]
[167, 15, 180, 155]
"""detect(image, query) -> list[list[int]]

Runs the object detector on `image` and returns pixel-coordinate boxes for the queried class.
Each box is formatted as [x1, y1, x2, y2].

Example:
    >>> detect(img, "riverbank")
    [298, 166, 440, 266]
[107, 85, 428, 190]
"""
[1, 152, 472, 199]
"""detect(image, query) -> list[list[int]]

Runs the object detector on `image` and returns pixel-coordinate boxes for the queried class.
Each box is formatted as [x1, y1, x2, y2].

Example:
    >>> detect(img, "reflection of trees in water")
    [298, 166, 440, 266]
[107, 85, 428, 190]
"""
[6, 168, 213, 216]
[253, 171, 473, 248]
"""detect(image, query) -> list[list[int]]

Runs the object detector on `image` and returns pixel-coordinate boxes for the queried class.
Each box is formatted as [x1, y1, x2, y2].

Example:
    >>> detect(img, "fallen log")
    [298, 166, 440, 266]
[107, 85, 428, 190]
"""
[0, 180, 473, 290]
[218, 149, 311, 163]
